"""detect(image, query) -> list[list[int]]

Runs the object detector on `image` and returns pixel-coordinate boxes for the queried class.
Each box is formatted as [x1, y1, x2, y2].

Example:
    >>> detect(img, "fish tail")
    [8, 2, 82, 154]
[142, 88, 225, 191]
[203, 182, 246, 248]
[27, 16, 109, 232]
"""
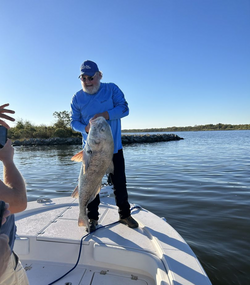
[78, 213, 88, 228]
[71, 185, 79, 198]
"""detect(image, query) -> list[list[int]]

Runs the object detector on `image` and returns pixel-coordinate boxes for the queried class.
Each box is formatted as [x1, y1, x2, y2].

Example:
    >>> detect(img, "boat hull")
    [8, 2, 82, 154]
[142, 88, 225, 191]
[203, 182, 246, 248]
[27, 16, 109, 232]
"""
[14, 195, 211, 285]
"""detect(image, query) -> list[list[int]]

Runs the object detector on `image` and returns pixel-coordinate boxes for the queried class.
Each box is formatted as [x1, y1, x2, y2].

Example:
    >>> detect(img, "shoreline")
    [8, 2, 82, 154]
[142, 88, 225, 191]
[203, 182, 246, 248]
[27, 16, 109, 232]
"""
[12, 134, 183, 146]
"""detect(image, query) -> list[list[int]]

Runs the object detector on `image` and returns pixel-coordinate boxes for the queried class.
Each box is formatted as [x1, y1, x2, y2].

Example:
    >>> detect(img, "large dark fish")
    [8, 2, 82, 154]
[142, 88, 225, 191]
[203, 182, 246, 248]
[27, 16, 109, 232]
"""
[71, 116, 114, 231]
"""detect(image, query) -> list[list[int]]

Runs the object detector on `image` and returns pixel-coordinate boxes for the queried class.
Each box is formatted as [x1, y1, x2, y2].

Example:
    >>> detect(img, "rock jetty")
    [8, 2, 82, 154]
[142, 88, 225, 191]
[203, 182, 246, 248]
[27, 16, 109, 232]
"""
[12, 134, 183, 147]
[121, 134, 183, 144]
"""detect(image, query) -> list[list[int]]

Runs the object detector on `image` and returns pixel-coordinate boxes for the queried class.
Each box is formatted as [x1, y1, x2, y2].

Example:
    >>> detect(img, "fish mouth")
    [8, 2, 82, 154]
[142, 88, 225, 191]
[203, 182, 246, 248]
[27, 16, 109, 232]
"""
[89, 119, 96, 127]
[89, 117, 103, 125]
[89, 118, 96, 124]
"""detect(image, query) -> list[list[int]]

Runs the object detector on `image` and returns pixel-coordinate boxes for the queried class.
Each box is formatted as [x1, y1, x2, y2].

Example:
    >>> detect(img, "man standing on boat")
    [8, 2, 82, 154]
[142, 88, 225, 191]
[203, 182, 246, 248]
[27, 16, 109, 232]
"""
[70, 60, 138, 232]
[0, 103, 29, 285]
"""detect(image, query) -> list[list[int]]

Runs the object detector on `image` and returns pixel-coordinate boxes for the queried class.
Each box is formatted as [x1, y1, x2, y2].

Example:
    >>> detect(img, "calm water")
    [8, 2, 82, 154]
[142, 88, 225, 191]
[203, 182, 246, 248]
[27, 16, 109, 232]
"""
[1, 130, 249, 285]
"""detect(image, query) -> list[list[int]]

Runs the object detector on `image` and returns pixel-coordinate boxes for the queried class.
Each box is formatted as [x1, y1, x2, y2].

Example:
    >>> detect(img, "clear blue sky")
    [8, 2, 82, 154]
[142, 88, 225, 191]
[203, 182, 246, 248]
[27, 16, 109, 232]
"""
[1, 0, 249, 130]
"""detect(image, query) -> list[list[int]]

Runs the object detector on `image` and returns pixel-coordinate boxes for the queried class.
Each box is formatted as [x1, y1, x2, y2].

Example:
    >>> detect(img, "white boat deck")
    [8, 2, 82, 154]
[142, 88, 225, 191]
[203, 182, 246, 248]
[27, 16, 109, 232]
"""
[14, 196, 212, 285]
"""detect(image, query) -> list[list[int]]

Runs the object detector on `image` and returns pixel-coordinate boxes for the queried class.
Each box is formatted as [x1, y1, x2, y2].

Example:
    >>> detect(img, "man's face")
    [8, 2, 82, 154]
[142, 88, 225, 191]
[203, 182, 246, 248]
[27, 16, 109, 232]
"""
[80, 72, 101, 95]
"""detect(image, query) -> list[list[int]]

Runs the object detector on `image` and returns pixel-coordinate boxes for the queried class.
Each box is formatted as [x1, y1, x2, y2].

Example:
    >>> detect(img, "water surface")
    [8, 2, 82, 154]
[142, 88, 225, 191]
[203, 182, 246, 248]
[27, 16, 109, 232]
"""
[1, 130, 249, 284]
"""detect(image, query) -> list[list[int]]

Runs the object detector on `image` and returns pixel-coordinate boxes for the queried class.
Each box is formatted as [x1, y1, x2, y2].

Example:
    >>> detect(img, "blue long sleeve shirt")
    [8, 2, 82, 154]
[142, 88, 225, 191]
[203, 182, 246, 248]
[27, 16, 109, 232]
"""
[70, 82, 129, 153]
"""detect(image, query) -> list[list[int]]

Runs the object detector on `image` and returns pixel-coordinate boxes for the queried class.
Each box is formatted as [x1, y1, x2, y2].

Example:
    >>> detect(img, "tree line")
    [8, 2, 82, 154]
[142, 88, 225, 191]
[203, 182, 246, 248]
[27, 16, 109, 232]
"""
[8, 111, 79, 140]
[122, 123, 250, 133]
[6, 110, 250, 140]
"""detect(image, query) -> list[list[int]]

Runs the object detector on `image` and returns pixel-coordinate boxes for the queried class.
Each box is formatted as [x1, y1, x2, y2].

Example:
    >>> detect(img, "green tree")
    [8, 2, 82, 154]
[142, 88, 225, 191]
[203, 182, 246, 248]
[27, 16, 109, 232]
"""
[53, 128, 71, 138]
[53, 111, 71, 129]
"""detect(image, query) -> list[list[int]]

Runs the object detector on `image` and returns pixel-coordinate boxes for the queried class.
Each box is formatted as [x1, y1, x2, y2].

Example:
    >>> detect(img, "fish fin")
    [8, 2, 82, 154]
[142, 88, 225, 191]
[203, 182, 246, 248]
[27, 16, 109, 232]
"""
[71, 150, 90, 173]
[106, 162, 114, 175]
[71, 150, 84, 162]
[71, 185, 79, 198]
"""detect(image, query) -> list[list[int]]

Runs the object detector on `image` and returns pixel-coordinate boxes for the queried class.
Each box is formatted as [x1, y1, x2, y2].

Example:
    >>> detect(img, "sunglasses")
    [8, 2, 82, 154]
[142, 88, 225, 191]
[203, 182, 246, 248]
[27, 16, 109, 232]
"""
[79, 73, 97, 82]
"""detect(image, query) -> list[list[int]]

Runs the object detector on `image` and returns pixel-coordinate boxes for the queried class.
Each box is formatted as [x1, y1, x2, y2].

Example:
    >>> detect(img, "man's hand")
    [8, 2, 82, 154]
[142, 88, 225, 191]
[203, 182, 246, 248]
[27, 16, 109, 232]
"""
[91, 111, 109, 121]
[85, 123, 90, 133]
[85, 112, 109, 133]
[0, 140, 14, 164]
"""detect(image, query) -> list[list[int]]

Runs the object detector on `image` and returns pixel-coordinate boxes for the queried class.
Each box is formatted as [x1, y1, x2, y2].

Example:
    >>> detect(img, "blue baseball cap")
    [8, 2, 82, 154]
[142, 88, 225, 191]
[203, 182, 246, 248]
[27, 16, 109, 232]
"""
[79, 60, 99, 77]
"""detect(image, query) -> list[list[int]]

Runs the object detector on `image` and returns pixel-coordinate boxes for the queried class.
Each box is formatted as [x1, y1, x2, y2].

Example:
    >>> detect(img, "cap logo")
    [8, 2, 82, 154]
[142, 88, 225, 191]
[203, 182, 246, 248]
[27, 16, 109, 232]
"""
[82, 65, 91, 70]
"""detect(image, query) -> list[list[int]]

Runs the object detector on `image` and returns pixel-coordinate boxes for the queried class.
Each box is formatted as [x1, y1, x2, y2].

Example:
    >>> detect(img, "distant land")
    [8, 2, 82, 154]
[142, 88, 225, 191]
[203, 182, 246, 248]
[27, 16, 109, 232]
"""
[7, 120, 250, 141]
[122, 123, 250, 133]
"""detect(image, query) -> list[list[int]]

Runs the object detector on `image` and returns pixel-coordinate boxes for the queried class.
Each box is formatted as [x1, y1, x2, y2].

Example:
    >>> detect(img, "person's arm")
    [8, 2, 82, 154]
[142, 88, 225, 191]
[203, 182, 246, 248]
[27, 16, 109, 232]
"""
[0, 140, 27, 213]
[70, 94, 87, 132]
[106, 84, 129, 120]
[70, 95, 91, 141]
[0, 234, 11, 277]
